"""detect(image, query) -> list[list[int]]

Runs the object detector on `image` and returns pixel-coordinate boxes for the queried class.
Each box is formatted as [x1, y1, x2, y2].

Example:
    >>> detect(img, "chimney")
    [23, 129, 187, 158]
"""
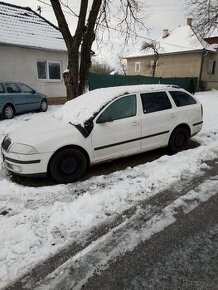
[162, 29, 169, 39]
[187, 18, 192, 26]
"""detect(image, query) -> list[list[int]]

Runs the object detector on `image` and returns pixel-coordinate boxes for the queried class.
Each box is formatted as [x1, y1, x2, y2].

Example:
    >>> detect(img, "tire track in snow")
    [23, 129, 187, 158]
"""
[39, 176, 218, 290]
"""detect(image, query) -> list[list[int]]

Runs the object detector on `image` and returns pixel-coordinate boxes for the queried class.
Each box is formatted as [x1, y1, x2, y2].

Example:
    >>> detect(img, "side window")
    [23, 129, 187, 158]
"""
[97, 95, 136, 123]
[37, 61, 47, 79]
[5, 83, 21, 94]
[0, 83, 5, 93]
[19, 83, 34, 93]
[140, 91, 172, 113]
[37, 61, 61, 80]
[169, 91, 196, 107]
[48, 62, 61, 80]
[207, 60, 216, 74]
[135, 62, 141, 73]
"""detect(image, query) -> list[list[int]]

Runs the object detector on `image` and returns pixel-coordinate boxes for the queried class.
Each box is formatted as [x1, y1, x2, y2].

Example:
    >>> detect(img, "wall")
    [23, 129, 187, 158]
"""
[127, 52, 202, 79]
[0, 44, 68, 99]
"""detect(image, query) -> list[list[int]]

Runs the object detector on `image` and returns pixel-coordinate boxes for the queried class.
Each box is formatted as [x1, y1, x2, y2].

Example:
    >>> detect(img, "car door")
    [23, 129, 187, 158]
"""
[18, 83, 41, 111]
[91, 94, 142, 162]
[4, 83, 25, 113]
[140, 91, 175, 151]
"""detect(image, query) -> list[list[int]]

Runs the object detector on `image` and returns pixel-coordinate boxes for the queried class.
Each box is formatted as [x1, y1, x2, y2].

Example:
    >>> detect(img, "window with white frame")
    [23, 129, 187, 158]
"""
[207, 60, 216, 74]
[37, 61, 61, 80]
[135, 62, 141, 73]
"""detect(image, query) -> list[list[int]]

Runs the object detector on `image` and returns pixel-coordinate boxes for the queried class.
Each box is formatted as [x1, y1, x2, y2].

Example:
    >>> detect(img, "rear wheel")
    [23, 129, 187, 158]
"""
[2, 104, 15, 119]
[40, 99, 48, 112]
[49, 148, 87, 183]
[168, 127, 190, 153]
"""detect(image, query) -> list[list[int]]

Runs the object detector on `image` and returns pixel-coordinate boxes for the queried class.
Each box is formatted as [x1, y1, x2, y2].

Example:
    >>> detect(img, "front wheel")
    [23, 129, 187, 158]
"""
[49, 148, 87, 183]
[2, 104, 15, 119]
[40, 99, 48, 112]
[168, 127, 190, 154]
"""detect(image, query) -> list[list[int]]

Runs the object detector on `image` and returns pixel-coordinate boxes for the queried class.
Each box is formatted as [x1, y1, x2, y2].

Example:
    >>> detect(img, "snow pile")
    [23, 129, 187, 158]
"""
[0, 91, 218, 287]
[54, 84, 178, 125]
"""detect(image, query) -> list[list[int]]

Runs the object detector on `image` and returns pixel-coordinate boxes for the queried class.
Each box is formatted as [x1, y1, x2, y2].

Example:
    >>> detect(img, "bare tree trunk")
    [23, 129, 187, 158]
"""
[152, 54, 159, 77]
[50, 0, 145, 100]
[79, 0, 102, 95]
[50, 0, 89, 100]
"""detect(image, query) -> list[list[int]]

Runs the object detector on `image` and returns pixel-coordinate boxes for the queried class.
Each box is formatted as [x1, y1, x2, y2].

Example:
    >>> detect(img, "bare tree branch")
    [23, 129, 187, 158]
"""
[50, 0, 72, 48]
[141, 41, 159, 77]
[49, 0, 147, 100]
[186, 0, 218, 37]
[60, 0, 79, 17]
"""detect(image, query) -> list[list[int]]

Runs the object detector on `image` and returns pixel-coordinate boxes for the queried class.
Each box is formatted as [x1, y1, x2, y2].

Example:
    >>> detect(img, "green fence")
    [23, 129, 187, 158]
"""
[88, 73, 198, 93]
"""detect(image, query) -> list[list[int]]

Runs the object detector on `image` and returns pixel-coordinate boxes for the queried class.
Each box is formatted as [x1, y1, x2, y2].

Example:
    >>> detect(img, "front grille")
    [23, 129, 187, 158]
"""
[1, 137, 11, 151]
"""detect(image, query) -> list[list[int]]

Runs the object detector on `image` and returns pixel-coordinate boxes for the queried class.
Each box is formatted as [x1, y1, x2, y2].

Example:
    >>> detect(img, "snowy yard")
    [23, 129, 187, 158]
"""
[0, 91, 218, 288]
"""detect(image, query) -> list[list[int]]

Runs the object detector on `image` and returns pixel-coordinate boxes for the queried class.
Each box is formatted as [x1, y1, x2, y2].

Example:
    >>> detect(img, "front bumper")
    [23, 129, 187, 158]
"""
[1, 147, 51, 176]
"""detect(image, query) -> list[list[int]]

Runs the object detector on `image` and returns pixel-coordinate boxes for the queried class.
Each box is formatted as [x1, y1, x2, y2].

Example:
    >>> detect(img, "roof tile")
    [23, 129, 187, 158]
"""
[0, 1, 67, 51]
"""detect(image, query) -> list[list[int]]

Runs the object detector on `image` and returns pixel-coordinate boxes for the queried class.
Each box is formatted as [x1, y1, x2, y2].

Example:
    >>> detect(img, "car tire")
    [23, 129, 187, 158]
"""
[40, 99, 48, 112]
[168, 127, 190, 154]
[49, 148, 87, 183]
[2, 104, 15, 119]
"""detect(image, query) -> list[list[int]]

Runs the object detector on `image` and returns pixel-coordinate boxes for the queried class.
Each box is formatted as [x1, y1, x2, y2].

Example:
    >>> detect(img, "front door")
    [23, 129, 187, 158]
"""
[4, 83, 25, 113]
[18, 83, 41, 111]
[91, 94, 142, 162]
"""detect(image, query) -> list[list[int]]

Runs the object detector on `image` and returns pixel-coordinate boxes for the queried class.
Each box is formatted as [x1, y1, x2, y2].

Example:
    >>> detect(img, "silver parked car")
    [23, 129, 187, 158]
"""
[0, 81, 48, 119]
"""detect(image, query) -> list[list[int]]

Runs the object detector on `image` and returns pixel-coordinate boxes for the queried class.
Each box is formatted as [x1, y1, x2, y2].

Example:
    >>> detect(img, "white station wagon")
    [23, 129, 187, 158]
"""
[1, 85, 203, 183]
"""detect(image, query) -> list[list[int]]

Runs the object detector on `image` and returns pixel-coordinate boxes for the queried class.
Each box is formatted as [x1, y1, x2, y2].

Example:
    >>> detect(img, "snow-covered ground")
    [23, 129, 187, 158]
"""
[0, 91, 218, 288]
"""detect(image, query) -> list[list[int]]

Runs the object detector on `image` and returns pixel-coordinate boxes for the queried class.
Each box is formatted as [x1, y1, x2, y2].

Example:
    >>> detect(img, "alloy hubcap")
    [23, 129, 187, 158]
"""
[5, 107, 13, 118]
[41, 101, 47, 111]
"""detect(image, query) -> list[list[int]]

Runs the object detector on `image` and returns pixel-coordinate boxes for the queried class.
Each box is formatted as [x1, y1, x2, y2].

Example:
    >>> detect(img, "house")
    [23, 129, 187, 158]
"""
[125, 19, 218, 90]
[0, 1, 68, 103]
[202, 29, 218, 90]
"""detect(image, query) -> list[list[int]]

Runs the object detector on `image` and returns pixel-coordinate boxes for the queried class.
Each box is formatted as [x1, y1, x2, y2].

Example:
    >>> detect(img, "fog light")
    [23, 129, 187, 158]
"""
[6, 162, 23, 173]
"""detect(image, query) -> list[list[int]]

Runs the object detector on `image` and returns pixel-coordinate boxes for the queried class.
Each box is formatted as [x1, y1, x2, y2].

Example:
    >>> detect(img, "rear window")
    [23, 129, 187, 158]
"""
[140, 91, 172, 113]
[169, 91, 196, 107]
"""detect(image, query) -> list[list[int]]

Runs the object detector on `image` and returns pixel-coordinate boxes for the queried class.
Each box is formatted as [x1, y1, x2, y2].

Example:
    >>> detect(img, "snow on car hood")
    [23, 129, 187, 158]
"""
[54, 85, 173, 125]
[7, 115, 77, 147]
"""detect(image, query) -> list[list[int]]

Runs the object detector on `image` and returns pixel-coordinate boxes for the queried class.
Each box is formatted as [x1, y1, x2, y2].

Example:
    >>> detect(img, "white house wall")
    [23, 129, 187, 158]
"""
[0, 44, 68, 98]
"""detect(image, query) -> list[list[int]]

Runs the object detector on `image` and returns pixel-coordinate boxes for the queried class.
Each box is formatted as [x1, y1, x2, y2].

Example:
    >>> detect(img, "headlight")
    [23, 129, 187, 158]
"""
[9, 143, 39, 155]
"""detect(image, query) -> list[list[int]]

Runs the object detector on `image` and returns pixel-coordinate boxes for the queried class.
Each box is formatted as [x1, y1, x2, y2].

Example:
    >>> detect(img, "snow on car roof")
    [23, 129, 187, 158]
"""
[54, 84, 178, 125]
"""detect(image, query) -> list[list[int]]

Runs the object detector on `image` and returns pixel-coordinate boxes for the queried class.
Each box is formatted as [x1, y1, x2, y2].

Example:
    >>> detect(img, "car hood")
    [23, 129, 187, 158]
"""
[7, 115, 81, 152]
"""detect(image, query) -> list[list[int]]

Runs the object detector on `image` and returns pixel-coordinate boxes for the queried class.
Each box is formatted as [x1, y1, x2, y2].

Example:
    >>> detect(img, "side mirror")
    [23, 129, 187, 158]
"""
[96, 115, 113, 124]
[32, 90, 36, 94]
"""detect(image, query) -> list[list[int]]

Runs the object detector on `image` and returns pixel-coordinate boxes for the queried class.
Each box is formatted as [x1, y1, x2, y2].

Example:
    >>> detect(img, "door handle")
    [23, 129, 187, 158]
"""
[170, 113, 176, 118]
[132, 121, 140, 126]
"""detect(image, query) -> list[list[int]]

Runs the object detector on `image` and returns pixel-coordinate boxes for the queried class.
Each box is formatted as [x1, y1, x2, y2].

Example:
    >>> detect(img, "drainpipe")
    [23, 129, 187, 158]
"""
[198, 50, 205, 91]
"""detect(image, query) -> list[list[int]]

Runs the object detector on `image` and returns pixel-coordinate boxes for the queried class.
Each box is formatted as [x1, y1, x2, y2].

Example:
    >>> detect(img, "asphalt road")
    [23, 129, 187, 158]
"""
[4, 158, 218, 290]
[81, 190, 218, 290]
